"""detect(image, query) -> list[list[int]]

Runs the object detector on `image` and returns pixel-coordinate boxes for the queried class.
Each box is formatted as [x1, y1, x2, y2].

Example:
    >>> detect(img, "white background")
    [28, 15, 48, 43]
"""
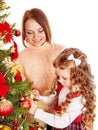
[6, 0, 98, 129]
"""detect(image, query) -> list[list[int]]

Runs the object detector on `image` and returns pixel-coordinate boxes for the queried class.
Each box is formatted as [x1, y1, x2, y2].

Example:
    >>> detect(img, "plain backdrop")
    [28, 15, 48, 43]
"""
[6, 0, 98, 129]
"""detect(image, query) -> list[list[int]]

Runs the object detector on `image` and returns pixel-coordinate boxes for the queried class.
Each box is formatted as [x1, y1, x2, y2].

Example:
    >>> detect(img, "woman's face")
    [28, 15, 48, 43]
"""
[56, 68, 71, 88]
[25, 19, 46, 47]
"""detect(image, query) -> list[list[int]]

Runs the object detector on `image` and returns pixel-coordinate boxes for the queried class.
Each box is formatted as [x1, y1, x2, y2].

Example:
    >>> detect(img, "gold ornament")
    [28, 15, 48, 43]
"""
[0, 125, 12, 130]
[0, 0, 7, 10]
[1, 3, 7, 9]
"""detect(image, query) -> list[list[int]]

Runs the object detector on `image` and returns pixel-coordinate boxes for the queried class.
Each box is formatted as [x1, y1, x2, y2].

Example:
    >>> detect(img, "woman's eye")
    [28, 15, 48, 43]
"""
[39, 29, 44, 33]
[27, 32, 32, 34]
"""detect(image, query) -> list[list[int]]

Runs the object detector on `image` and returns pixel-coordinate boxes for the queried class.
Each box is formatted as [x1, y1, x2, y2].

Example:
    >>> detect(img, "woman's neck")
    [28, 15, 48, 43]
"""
[26, 41, 51, 52]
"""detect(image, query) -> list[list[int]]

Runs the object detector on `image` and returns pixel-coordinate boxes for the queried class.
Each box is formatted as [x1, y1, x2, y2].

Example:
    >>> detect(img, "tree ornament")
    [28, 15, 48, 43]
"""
[13, 120, 18, 130]
[0, 0, 38, 129]
[1, 2, 7, 10]
[0, 125, 12, 130]
[20, 96, 31, 109]
[0, 98, 13, 116]
[15, 29, 21, 37]
[29, 127, 36, 130]
[0, 0, 7, 10]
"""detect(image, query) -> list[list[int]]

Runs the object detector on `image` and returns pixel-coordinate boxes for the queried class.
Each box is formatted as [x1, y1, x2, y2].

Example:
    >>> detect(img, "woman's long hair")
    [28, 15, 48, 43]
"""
[21, 8, 52, 47]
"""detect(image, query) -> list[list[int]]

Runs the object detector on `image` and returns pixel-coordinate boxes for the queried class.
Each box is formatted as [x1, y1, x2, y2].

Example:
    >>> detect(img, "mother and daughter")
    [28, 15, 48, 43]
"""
[30, 47, 96, 130]
[17, 7, 96, 130]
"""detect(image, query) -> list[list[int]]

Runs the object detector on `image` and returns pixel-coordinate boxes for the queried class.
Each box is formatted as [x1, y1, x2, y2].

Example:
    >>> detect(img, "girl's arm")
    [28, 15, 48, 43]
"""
[39, 91, 57, 104]
[33, 89, 57, 104]
[30, 96, 83, 129]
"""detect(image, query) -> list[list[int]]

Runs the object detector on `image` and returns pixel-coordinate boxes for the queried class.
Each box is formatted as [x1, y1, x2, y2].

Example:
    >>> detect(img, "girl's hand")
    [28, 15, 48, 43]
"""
[30, 100, 38, 115]
[32, 89, 40, 100]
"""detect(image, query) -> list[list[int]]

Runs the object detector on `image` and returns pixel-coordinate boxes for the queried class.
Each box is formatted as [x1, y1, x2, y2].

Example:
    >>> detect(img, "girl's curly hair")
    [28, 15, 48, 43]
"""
[53, 47, 96, 130]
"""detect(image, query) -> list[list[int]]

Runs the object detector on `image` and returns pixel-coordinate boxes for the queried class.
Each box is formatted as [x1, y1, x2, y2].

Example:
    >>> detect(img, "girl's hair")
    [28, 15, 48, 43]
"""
[21, 8, 52, 47]
[53, 47, 96, 130]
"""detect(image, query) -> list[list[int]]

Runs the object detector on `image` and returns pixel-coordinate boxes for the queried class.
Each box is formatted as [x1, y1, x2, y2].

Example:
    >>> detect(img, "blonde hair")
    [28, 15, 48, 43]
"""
[53, 47, 96, 130]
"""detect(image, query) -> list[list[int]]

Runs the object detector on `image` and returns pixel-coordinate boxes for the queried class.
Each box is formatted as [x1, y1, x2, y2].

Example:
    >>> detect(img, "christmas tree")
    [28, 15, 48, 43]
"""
[0, 0, 34, 129]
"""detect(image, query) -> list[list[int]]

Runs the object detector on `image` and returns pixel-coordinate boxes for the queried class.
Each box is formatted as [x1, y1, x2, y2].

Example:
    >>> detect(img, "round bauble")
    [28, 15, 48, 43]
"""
[15, 30, 21, 37]
[20, 98, 31, 109]
[0, 125, 12, 130]
[0, 98, 13, 116]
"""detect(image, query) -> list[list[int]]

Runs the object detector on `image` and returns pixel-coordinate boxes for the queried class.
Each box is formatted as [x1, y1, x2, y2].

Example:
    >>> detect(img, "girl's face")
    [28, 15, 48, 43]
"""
[25, 19, 46, 47]
[56, 68, 71, 88]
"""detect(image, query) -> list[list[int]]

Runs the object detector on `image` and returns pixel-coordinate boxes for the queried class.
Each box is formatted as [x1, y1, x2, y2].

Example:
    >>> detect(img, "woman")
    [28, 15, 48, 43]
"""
[17, 8, 66, 129]
[17, 8, 66, 96]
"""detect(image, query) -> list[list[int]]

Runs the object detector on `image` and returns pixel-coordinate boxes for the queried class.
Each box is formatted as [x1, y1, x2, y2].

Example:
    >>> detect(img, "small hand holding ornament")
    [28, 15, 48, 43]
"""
[29, 100, 38, 116]
[31, 89, 40, 101]
[20, 89, 39, 110]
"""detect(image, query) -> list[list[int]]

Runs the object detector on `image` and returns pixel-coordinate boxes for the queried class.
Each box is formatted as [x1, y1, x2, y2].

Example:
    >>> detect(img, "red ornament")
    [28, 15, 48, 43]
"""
[0, 98, 13, 116]
[20, 98, 31, 109]
[15, 71, 22, 82]
[13, 120, 18, 130]
[11, 40, 18, 61]
[15, 29, 21, 37]
[29, 127, 36, 130]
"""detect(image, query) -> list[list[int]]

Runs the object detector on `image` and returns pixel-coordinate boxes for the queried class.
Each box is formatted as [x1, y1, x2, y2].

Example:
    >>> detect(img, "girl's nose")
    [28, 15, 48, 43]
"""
[58, 77, 63, 84]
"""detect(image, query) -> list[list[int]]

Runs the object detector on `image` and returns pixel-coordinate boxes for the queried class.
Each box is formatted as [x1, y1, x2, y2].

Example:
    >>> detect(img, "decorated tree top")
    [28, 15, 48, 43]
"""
[0, 0, 33, 130]
[0, 0, 10, 21]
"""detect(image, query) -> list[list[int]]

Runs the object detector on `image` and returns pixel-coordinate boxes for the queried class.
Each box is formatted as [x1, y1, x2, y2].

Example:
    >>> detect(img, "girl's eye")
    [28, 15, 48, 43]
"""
[56, 75, 59, 80]
[63, 78, 67, 80]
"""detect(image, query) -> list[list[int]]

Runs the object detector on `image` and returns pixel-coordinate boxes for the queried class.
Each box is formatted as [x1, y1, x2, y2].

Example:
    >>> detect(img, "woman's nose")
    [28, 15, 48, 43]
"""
[33, 32, 39, 39]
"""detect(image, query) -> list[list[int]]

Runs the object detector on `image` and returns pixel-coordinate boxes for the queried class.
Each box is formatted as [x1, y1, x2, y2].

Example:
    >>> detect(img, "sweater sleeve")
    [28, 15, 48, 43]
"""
[34, 96, 83, 129]
[39, 91, 57, 104]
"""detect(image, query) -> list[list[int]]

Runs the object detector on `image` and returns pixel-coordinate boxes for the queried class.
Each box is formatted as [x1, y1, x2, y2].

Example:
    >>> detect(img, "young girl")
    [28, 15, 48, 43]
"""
[30, 47, 96, 130]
